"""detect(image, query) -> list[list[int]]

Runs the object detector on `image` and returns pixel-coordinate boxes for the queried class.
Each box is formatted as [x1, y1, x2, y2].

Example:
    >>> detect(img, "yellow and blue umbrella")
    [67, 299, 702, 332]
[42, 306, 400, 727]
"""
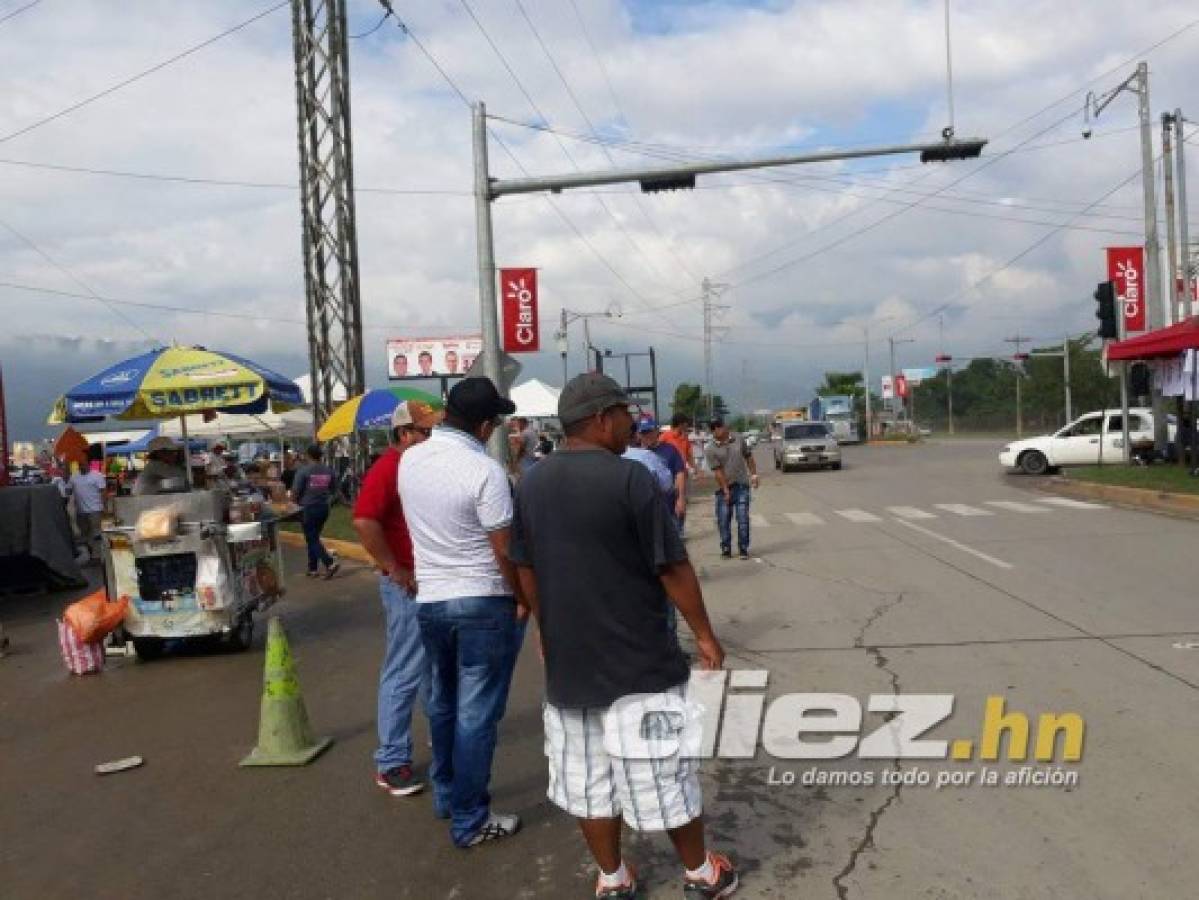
[317, 387, 443, 441]
[48, 345, 304, 424]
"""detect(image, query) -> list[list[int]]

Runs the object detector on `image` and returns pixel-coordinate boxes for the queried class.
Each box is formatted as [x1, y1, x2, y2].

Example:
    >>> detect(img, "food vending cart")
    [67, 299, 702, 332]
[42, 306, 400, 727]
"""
[102, 490, 284, 658]
[48, 345, 306, 659]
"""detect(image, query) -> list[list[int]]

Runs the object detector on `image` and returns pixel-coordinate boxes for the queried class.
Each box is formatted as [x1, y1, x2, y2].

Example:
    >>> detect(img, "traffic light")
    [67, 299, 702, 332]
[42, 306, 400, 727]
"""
[1094, 280, 1118, 339]
[640, 174, 696, 193]
[920, 138, 987, 163]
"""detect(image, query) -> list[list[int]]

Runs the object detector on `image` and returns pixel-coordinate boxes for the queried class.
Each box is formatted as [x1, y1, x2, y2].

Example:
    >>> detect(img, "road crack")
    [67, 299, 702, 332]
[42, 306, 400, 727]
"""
[833, 593, 906, 900]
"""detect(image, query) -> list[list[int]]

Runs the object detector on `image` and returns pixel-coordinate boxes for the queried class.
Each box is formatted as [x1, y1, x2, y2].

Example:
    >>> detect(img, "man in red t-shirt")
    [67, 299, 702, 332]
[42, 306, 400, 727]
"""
[353, 400, 441, 798]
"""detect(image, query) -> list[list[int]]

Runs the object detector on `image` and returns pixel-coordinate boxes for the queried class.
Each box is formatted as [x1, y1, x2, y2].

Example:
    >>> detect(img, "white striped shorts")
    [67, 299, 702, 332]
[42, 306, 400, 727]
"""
[543, 686, 703, 831]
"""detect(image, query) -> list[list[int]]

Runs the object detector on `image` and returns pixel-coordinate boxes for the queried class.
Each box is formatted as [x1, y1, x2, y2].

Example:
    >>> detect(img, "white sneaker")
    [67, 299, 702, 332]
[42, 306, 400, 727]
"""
[464, 812, 521, 847]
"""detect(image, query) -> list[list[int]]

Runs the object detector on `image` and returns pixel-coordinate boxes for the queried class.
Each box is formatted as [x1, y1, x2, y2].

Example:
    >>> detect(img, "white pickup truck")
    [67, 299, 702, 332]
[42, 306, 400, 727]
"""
[998, 408, 1172, 475]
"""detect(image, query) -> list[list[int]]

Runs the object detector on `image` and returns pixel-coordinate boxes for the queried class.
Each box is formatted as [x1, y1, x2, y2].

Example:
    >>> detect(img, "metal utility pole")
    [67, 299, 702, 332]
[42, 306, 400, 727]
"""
[862, 326, 873, 440]
[290, 0, 365, 456]
[556, 306, 620, 385]
[1086, 62, 1164, 455]
[702, 277, 729, 422]
[1136, 63, 1167, 453]
[471, 103, 506, 460]
[939, 314, 954, 435]
[1177, 109, 1193, 318]
[1030, 338, 1073, 426]
[1005, 335, 1031, 437]
[1164, 112, 1181, 323]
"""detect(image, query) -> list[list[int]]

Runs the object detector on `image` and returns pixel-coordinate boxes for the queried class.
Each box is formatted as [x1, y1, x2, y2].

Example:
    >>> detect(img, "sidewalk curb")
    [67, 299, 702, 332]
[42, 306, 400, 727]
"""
[278, 530, 376, 565]
[1039, 476, 1199, 520]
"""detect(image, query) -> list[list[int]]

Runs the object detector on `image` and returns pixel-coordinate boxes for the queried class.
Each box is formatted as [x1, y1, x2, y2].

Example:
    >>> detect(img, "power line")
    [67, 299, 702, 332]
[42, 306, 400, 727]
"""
[457, 0, 679, 299]
[889, 163, 1151, 339]
[349, 10, 390, 39]
[0, 1, 289, 146]
[0, 155, 470, 194]
[510, 0, 703, 288]
[0, 219, 156, 340]
[0, 0, 43, 29]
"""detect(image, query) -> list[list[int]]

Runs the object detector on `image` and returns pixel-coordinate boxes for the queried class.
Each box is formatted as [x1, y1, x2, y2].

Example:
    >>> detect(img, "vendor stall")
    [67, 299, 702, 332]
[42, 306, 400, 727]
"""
[1107, 317, 1199, 465]
[48, 346, 305, 658]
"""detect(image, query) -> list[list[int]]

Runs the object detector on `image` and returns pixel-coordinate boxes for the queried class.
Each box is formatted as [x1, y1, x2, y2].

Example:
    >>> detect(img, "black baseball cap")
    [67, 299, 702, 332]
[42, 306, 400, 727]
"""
[558, 373, 630, 427]
[446, 376, 516, 426]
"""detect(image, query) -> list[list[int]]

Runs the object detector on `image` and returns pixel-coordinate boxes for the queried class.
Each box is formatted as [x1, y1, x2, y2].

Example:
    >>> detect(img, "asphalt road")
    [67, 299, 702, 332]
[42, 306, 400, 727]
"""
[3, 438, 1198, 899]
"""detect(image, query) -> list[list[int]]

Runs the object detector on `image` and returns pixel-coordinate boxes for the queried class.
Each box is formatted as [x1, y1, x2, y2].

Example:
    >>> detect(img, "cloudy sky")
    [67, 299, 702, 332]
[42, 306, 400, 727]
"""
[1, 0, 1197, 438]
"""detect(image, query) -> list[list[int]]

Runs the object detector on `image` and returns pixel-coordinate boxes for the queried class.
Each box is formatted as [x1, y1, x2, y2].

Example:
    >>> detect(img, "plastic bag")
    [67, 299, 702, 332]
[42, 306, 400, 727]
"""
[57, 619, 104, 675]
[195, 555, 227, 610]
[136, 506, 178, 541]
[64, 590, 129, 644]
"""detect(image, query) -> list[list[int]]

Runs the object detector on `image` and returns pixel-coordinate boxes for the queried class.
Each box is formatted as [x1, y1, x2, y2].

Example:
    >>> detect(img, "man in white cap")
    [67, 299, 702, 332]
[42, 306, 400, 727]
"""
[353, 400, 441, 798]
[132, 436, 187, 496]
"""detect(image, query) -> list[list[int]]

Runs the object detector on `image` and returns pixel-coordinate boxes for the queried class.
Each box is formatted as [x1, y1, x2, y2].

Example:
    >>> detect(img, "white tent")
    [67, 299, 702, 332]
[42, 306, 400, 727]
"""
[510, 378, 561, 418]
[293, 373, 347, 405]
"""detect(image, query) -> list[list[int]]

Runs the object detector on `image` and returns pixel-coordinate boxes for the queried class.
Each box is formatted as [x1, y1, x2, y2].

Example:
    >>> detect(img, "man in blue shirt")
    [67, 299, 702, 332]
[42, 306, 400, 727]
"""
[639, 418, 687, 533]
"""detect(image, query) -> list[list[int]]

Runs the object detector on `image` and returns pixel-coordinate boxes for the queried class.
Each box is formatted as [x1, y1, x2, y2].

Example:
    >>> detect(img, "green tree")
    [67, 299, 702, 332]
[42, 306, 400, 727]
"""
[670, 383, 727, 422]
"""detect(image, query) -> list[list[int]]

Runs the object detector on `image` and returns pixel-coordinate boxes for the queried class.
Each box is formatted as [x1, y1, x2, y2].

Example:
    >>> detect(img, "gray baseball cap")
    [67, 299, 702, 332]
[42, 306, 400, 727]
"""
[558, 373, 629, 427]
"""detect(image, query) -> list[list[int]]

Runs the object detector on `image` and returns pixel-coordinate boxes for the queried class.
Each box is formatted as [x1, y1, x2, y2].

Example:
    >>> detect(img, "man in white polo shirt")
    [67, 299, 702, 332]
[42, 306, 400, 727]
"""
[398, 376, 527, 848]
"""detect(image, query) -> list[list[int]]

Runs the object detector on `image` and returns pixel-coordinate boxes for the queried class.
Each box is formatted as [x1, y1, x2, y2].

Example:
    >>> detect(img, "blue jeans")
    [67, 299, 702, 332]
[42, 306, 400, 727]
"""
[375, 577, 431, 773]
[715, 483, 751, 553]
[417, 596, 526, 847]
[301, 504, 333, 572]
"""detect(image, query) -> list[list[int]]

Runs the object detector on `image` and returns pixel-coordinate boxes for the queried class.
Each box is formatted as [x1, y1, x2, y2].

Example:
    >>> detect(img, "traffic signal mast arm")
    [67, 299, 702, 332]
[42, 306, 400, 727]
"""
[487, 136, 987, 198]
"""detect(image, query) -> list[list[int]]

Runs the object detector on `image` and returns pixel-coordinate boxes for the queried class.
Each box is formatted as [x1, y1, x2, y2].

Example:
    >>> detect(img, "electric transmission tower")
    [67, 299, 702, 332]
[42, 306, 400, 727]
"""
[701, 277, 730, 421]
[290, 0, 365, 448]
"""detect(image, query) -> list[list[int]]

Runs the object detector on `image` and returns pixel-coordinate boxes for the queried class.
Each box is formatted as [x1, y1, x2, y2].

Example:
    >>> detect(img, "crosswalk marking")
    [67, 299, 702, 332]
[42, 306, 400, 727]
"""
[750, 513, 771, 528]
[985, 500, 1050, 514]
[836, 508, 882, 523]
[934, 503, 994, 517]
[887, 505, 937, 520]
[784, 512, 825, 526]
[1036, 497, 1107, 510]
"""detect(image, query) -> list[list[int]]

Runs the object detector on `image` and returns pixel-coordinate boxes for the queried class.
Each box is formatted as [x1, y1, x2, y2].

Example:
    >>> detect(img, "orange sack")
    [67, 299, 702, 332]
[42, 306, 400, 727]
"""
[64, 590, 129, 644]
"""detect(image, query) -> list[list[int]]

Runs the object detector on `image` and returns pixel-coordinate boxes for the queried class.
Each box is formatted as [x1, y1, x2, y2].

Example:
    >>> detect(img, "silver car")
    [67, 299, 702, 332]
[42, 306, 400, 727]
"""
[774, 421, 842, 472]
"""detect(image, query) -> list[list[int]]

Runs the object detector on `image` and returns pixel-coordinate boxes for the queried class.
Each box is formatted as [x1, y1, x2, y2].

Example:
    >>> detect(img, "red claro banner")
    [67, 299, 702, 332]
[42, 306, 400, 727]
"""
[500, 268, 539, 353]
[1106, 246, 1145, 334]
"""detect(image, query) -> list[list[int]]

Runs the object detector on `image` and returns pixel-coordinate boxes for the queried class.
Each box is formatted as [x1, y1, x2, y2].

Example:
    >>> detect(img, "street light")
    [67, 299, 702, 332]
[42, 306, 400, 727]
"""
[556, 305, 620, 383]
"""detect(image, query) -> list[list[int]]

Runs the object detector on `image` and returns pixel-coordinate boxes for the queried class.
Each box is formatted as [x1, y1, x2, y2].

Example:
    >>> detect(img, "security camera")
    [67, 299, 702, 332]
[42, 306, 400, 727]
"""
[1082, 127, 1093, 140]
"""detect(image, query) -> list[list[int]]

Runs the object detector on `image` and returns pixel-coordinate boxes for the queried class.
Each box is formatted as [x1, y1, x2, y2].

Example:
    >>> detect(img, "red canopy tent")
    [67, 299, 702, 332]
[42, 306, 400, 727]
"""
[1107, 316, 1199, 360]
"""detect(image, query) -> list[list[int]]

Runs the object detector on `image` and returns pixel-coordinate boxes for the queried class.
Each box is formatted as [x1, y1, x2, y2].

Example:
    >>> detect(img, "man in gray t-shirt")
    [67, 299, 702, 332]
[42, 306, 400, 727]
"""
[703, 419, 759, 560]
[509, 373, 738, 900]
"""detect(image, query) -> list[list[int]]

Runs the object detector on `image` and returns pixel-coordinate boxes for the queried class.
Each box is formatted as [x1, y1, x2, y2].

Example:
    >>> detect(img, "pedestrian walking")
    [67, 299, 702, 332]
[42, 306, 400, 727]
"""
[69, 454, 107, 563]
[353, 401, 440, 798]
[290, 444, 340, 579]
[398, 377, 528, 848]
[510, 373, 738, 900]
[705, 419, 759, 560]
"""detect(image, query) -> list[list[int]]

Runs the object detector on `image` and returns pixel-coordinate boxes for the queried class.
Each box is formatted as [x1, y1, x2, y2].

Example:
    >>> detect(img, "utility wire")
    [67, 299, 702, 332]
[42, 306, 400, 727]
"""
[0, 0, 42, 29]
[511, 0, 703, 287]
[0, 1, 288, 146]
[457, 0, 680, 301]
[349, 10, 390, 39]
[0, 218, 156, 340]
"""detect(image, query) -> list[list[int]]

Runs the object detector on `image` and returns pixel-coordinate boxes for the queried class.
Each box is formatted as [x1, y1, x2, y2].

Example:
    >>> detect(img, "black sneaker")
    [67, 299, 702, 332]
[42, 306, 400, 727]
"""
[374, 765, 424, 797]
[596, 863, 638, 898]
[324, 561, 341, 580]
[464, 812, 521, 847]
[739, 550, 750, 560]
[720, 549, 732, 559]
[683, 852, 739, 899]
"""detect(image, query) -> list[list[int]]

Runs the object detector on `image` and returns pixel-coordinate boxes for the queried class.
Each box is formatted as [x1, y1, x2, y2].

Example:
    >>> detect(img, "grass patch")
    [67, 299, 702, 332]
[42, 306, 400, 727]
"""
[279, 504, 359, 542]
[1068, 464, 1199, 496]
